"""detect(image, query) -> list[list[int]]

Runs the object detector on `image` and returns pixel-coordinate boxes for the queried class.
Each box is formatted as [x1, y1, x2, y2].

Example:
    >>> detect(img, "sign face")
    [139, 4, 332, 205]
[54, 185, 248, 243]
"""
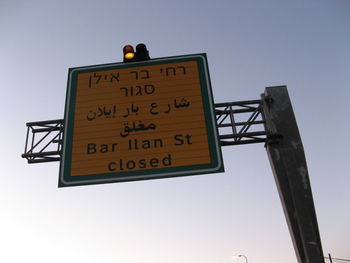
[59, 54, 224, 187]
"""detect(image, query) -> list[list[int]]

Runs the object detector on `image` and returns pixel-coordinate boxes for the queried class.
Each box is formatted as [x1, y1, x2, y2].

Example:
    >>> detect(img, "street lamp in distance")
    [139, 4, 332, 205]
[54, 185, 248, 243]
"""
[232, 254, 248, 263]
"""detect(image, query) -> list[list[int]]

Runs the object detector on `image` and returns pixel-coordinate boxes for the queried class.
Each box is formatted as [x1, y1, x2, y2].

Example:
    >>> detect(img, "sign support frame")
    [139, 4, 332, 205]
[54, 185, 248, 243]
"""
[21, 61, 325, 263]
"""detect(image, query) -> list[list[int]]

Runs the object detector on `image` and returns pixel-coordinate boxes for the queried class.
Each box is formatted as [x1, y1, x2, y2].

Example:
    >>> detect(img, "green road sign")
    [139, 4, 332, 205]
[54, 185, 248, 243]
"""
[59, 54, 224, 187]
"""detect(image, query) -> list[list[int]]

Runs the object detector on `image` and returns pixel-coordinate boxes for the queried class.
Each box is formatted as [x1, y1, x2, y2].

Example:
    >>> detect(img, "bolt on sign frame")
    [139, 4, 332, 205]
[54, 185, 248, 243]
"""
[59, 54, 224, 187]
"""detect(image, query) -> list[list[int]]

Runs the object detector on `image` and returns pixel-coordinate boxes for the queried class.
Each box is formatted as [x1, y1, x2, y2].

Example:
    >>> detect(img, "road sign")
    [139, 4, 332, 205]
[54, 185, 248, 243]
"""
[59, 54, 224, 187]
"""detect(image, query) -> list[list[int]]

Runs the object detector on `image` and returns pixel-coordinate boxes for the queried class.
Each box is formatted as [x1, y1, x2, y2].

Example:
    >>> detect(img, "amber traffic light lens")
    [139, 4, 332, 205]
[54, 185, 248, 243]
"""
[124, 52, 135, 59]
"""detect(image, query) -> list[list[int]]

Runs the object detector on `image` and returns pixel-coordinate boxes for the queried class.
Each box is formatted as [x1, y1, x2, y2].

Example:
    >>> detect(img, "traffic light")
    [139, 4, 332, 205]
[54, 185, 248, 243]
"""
[123, 45, 135, 62]
[135, 43, 150, 61]
[123, 43, 150, 63]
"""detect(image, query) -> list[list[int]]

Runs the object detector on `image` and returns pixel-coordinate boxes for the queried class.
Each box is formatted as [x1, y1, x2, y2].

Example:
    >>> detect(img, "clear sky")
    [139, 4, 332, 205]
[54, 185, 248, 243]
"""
[1, 0, 349, 263]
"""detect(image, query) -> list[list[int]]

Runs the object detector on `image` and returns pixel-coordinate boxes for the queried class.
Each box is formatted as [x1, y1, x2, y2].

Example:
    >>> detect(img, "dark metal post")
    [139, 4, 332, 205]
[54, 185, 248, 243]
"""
[261, 86, 324, 263]
[328, 254, 333, 263]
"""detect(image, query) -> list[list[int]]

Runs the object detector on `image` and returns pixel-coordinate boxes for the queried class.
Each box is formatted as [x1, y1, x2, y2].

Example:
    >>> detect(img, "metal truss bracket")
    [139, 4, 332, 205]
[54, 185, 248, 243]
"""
[22, 99, 270, 163]
[22, 119, 63, 163]
[215, 99, 268, 146]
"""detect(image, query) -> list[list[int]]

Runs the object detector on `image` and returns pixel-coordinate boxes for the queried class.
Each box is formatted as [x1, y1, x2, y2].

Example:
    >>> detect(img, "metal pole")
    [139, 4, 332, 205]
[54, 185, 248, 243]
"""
[261, 86, 324, 263]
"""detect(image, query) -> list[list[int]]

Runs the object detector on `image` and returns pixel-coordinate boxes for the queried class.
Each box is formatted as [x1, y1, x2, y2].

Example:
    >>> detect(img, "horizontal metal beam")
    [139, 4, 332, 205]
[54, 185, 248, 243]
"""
[220, 138, 267, 146]
[26, 119, 64, 127]
[215, 108, 259, 114]
[217, 120, 265, 128]
[214, 99, 262, 107]
[22, 150, 61, 158]
[219, 131, 268, 140]
[26, 157, 61, 164]
[31, 127, 63, 133]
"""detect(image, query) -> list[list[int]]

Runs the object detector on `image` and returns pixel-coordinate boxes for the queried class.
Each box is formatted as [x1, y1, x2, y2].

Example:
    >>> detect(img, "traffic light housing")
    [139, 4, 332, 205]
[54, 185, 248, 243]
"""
[123, 43, 150, 63]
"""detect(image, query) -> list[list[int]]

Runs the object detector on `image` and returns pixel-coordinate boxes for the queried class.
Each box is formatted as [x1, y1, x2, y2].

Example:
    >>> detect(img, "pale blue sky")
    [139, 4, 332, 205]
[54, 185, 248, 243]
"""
[1, 1, 349, 263]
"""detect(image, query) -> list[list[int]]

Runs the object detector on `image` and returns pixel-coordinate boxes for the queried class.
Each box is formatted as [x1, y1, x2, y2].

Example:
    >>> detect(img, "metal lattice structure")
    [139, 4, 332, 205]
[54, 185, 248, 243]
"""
[215, 99, 268, 146]
[22, 99, 268, 163]
[22, 119, 63, 163]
